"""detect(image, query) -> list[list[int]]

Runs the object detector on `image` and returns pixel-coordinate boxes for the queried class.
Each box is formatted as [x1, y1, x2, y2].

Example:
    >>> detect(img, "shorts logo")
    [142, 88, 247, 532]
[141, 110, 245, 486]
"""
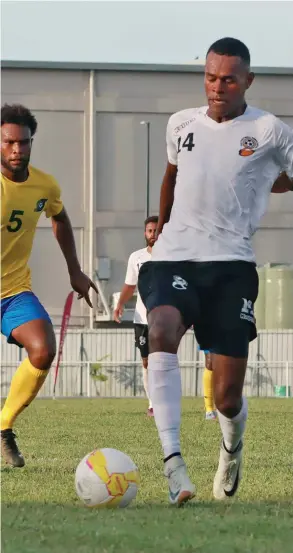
[240, 298, 255, 323]
[139, 336, 146, 346]
[34, 198, 48, 212]
[172, 275, 188, 290]
[239, 136, 258, 157]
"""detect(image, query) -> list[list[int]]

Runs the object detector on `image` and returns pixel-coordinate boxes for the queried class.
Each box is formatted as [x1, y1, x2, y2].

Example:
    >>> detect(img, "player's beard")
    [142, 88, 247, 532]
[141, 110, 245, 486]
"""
[1, 155, 30, 175]
[146, 238, 156, 248]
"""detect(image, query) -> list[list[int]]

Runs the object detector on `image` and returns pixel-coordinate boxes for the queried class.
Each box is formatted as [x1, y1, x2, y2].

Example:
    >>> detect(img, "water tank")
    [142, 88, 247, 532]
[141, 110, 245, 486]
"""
[265, 264, 293, 329]
[254, 266, 266, 330]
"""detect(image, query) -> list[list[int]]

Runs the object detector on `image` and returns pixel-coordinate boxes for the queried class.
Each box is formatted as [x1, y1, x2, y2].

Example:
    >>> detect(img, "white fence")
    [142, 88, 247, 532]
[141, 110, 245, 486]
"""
[1, 329, 293, 399]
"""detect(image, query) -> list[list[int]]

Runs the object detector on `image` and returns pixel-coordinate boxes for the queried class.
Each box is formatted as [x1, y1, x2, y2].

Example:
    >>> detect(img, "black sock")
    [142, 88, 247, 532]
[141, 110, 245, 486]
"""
[223, 440, 242, 455]
[164, 452, 181, 463]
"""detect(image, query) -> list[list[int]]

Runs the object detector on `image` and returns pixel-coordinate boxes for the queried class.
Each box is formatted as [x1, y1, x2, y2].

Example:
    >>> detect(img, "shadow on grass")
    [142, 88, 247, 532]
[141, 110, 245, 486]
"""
[2, 498, 293, 513]
[2, 500, 293, 553]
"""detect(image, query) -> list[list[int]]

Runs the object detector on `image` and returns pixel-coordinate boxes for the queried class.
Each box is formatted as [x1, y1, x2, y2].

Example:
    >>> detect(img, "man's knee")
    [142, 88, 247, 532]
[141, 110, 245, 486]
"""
[26, 329, 56, 370]
[205, 353, 212, 370]
[212, 355, 246, 417]
[28, 342, 56, 370]
[214, 387, 242, 418]
[148, 306, 185, 353]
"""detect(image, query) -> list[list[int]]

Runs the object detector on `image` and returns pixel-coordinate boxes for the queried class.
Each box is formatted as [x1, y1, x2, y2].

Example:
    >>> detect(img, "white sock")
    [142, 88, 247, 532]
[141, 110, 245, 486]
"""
[142, 366, 152, 408]
[217, 397, 248, 452]
[148, 352, 181, 458]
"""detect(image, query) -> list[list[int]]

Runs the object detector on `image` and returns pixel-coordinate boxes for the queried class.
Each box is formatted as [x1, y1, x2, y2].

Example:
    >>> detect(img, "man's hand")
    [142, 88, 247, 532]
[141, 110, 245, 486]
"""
[113, 304, 124, 323]
[271, 172, 293, 193]
[70, 269, 98, 308]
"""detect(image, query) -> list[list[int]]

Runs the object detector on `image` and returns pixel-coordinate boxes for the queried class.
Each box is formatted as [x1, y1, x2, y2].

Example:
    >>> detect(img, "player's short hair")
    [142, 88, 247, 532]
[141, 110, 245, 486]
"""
[1, 104, 38, 136]
[207, 37, 250, 67]
[144, 215, 158, 229]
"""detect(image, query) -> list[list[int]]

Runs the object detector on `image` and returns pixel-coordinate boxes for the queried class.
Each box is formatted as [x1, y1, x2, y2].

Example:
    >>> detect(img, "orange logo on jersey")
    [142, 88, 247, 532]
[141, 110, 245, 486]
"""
[239, 136, 258, 157]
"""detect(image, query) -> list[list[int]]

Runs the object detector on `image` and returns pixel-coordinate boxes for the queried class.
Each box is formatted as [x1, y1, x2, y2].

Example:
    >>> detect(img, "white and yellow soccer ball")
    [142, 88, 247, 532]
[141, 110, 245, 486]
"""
[75, 448, 140, 508]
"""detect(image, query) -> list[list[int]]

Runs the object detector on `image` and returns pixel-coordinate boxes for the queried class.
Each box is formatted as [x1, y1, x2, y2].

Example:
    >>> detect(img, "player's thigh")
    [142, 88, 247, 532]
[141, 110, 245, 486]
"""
[210, 262, 258, 358]
[134, 324, 149, 359]
[210, 262, 258, 410]
[138, 261, 199, 328]
[3, 292, 56, 354]
[138, 261, 198, 352]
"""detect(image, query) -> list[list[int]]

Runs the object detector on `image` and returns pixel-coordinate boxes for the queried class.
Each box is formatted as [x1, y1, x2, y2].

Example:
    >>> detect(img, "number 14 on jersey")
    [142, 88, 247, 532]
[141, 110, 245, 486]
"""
[177, 133, 195, 153]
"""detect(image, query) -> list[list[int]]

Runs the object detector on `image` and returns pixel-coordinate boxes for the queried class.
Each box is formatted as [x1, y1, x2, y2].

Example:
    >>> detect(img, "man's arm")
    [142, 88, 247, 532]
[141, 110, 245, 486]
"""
[156, 114, 178, 237]
[271, 171, 293, 193]
[273, 119, 293, 192]
[113, 284, 136, 323]
[52, 207, 98, 307]
[113, 253, 137, 323]
[156, 162, 178, 237]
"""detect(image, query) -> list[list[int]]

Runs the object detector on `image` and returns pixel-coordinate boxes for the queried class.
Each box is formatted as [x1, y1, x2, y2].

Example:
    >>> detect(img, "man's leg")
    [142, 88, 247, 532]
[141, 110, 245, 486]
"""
[134, 324, 152, 415]
[197, 261, 258, 499]
[1, 294, 56, 467]
[212, 353, 248, 499]
[138, 260, 197, 505]
[202, 351, 217, 420]
[141, 357, 153, 416]
[148, 305, 195, 505]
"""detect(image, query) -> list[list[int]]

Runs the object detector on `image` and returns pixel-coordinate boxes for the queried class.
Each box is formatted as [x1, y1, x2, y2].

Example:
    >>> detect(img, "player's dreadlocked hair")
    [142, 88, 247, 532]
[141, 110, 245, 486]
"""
[1, 104, 38, 136]
[144, 215, 158, 229]
[207, 37, 251, 67]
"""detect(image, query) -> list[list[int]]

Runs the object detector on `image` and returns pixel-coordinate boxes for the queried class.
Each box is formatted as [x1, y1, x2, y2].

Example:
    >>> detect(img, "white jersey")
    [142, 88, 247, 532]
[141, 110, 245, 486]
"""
[152, 106, 293, 263]
[125, 247, 151, 324]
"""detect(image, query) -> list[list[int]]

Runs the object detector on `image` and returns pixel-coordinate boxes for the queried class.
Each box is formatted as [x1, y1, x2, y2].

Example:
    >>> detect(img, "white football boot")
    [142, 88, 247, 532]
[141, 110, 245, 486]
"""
[164, 455, 195, 506]
[213, 440, 243, 500]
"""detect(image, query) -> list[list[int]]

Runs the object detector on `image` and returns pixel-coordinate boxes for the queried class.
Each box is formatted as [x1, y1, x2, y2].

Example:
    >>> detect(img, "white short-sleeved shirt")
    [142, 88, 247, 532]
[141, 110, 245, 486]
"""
[151, 105, 293, 263]
[125, 247, 152, 324]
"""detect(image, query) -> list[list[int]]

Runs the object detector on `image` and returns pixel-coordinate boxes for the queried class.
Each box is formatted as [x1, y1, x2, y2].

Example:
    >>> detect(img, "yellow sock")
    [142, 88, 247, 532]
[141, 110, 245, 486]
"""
[1, 358, 49, 430]
[203, 367, 215, 412]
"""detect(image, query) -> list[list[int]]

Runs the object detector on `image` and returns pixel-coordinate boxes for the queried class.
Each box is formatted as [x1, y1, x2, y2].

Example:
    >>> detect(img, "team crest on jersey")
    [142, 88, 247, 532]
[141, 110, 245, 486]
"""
[239, 136, 259, 157]
[34, 198, 48, 212]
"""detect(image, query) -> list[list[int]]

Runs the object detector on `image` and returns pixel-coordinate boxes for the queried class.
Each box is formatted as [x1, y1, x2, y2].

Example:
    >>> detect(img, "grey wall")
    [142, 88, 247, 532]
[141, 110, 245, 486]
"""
[2, 64, 293, 325]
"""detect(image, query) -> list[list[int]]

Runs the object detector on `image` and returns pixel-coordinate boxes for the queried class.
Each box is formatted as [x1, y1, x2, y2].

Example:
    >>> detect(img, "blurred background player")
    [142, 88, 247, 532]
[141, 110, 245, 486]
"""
[113, 216, 158, 416]
[1, 104, 98, 467]
[201, 348, 217, 420]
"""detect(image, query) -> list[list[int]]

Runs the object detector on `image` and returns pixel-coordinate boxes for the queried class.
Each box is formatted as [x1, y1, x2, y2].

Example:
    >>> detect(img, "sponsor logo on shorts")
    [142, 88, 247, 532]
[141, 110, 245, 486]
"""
[239, 136, 259, 157]
[240, 298, 255, 323]
[172, 275, 188, 290]
[139, 336, 146, 346]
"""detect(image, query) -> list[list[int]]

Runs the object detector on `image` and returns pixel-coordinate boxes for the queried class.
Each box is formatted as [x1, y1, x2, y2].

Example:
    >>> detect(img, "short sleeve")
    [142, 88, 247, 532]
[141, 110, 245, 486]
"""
[125, 253, 138, 286]
[45, 177, 64, 218]
[166, 116, 178, 166]
[274, 119, 293, 179]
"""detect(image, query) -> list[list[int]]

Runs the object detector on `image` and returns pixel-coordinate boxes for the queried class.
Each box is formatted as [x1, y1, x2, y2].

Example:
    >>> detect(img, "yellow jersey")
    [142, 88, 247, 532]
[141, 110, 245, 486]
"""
[1, 165, 63, 299]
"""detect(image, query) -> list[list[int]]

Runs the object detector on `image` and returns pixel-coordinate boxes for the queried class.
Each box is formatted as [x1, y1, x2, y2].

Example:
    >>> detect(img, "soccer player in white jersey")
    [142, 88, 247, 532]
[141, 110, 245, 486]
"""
[114, 216, 158, 416]
[138, 37, 293, 506]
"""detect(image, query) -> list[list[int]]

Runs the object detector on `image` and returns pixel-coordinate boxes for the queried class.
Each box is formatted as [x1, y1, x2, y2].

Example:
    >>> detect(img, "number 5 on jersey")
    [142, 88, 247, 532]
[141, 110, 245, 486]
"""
[7, 210, 24, 232]
[177, 133, 195, 153]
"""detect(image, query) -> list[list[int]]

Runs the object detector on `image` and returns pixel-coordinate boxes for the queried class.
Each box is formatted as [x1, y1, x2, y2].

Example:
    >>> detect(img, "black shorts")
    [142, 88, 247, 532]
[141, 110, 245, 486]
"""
[138, 260, 259, 358]
[134, 324, 149, 358]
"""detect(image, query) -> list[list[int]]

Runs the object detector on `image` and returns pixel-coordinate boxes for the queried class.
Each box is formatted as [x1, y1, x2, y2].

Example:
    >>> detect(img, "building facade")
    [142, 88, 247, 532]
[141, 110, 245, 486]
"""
[2, 61, 293, 326]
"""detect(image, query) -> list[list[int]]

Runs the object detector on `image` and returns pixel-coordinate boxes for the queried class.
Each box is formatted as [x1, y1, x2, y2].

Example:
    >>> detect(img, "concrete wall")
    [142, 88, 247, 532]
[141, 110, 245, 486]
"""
[2, 63, 293, 325]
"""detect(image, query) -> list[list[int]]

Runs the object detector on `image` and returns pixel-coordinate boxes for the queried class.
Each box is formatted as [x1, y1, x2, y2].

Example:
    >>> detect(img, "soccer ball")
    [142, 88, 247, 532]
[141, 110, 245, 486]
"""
[75, 448, 140, 508]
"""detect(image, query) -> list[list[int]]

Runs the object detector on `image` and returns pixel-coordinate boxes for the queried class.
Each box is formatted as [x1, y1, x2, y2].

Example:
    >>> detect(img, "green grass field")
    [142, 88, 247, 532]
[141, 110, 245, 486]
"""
[2, 398, 293, 553]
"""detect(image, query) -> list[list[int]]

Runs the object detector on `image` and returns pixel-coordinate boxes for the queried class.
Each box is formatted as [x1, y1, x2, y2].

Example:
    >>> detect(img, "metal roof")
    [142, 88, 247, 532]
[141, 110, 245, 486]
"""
[2, 60, 293, 75]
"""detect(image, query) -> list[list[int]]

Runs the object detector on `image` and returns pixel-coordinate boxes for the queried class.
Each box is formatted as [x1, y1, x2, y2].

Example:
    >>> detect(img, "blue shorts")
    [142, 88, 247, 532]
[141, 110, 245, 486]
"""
[1, 292, 51, 346]
[197, 345, 210, 355]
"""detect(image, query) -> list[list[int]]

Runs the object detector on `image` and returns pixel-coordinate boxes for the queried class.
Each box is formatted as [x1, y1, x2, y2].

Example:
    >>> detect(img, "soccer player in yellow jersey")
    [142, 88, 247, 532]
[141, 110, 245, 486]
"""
[1, 104, 98, 467]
